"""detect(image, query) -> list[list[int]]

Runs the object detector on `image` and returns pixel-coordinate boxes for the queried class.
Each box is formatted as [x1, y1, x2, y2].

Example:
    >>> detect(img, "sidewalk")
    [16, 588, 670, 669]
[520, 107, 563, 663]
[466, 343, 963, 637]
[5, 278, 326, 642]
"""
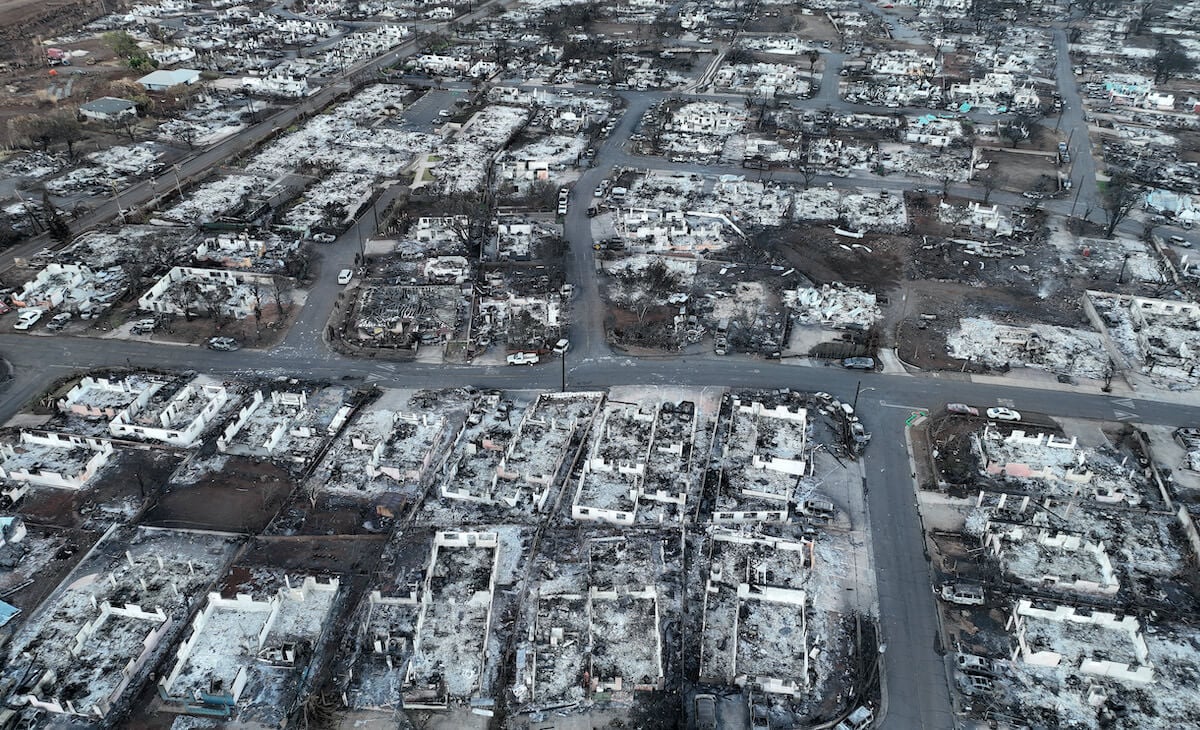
[887, 346, 1200, 407]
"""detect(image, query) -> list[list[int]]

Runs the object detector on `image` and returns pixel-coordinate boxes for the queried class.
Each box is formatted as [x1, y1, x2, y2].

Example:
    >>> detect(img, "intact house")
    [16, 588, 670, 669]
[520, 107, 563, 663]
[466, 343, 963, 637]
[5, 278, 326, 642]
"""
[79, 98, 138, 123]
[137, 69, 201, 92]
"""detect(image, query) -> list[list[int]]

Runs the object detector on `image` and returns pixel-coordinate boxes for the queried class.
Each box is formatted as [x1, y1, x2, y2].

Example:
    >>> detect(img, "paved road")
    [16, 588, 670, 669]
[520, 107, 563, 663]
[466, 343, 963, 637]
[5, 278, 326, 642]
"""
[1, 0, 516, 270]
[0, 10, 1166, 730]
[1053, 26, 1100, 218]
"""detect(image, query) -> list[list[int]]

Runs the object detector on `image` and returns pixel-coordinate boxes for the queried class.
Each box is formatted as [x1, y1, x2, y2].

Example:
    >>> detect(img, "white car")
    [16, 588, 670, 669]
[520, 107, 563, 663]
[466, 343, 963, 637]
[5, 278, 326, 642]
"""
[337, 269, 353, 285]
[312, 233, 337, 244]
[207, 336, 240, 352]
[553, 338, 569, 355]
[506, 352, 539, 366]
[46, 312, 72, 331]
[986, 407, 1021, 421]
[13, 308, 44, 330]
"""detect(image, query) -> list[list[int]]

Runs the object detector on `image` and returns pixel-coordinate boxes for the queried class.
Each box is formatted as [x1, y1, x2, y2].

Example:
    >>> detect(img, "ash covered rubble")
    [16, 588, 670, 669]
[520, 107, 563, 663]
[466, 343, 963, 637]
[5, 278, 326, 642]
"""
[922, 407, 1200, 729]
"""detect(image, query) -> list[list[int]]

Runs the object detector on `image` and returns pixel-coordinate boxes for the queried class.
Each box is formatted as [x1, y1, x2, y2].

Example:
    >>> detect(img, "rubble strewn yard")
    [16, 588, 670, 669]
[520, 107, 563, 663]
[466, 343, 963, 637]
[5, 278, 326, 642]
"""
[916, 404, 1200, 729]
[4, 0, 1200, 728]
[0, 370, 882, 729]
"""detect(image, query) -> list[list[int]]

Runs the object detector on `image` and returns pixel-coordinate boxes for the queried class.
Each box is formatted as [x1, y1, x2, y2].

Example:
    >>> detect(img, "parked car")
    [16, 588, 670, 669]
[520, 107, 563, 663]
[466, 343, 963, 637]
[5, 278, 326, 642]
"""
[834, 706, 876, 730]
[553, 338, 570, 355]
[312, 232, 337, 244]
[694, 694, 717, 730]
[506, 352, 539, 366]
[45, 312, 72, 331]
[986, 407, 1021, 421]
[940, 582, 985, 606]
[337, 269, 354, 285]
[956, 653, 995, 675]
[130, 318, 157, 335]
[946, 403, 979, 416]
[799, 498, 836, 521]
[13, 308, 44, 330]
[841, 356, 875, 370]
[207, 337, 240, 351]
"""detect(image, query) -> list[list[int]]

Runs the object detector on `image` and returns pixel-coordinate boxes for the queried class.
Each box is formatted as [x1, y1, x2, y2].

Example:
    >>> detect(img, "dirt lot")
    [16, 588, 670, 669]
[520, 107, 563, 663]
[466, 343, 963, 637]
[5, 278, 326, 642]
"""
[267, 490, 390, 536]
[16, 448, 181, 527]
[980, 147, 1062, 193]
[237, 534, 389, 575]
[893, 278, 1090, 370]
[0, 0, 110, 58]
[1175, 129, 1200, 164]
[141, 457, 295, 533]
[0, 21, 137, 146]
[744, 10, 840, 40]
[772, 227, 907, 290]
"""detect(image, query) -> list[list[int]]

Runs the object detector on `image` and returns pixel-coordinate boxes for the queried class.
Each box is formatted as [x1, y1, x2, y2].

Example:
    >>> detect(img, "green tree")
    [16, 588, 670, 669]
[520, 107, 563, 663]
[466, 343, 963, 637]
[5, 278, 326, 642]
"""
[102, 30, 156, 70]
[102, 30, 140, 59]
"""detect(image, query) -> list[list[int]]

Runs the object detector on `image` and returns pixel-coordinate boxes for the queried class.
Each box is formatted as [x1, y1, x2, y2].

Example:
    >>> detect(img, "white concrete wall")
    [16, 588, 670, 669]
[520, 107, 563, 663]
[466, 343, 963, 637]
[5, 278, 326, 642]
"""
[111, 382, 229, 447]
[0, 431, 114, 489]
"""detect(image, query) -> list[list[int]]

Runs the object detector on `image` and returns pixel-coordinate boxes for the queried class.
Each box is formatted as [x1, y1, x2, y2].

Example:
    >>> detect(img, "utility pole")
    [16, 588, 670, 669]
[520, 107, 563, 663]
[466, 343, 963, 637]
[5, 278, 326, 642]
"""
[110, 181, 127, 224]
[852, 380, 862, 411]
[560, 350, 567, 393]
[1069, 175, 1084, 219]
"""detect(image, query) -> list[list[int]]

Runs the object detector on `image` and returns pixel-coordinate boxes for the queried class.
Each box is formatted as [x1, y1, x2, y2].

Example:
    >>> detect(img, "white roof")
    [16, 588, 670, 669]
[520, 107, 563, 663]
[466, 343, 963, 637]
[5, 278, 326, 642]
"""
[137, 69, 200, 87]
